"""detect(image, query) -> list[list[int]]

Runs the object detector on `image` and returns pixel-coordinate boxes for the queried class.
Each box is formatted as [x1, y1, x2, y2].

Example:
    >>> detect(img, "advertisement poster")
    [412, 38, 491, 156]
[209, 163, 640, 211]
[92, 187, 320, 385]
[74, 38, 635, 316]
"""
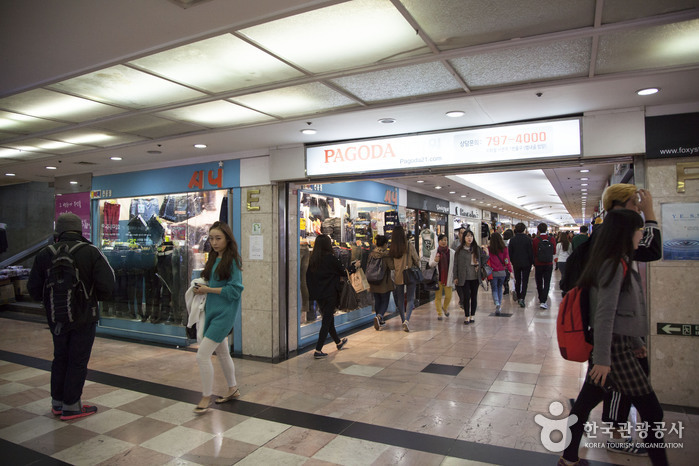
[55, 192, 92, 238]
[661, 202, 699, 260]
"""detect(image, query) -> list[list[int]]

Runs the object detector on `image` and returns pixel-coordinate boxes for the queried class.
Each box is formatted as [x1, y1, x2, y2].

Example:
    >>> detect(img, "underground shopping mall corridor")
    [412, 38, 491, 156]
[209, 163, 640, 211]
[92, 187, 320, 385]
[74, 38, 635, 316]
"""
[1, 271, 696, 465]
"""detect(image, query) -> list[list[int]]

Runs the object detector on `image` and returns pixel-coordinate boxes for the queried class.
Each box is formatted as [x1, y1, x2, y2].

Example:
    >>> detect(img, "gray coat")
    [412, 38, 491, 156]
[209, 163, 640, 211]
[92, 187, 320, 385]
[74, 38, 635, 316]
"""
[453, 245, 488, 286]
[590, 259, 647, 366]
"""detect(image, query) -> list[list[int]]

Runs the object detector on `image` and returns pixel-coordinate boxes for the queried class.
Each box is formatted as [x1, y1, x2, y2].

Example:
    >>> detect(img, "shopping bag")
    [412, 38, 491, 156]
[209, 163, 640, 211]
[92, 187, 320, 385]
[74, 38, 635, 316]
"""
[422, 266, 439, 291]
[338, 278, 359, 311]
[402, 266, 423, 285]
[350, 268, 369, 293]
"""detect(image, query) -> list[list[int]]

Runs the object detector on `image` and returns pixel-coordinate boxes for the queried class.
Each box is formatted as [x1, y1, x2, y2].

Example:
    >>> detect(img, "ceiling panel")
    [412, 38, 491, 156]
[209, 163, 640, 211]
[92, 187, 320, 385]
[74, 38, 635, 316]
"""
[450, 38, 591, 89]
[239, 0, 428, 73]
[0, 110, 68, 134]
[46, 65, 207, 109]
[602, 0, 699, 23]
[3, 138, 91, 155]
[0, 147, 52, 161]
[47, 129, 145, 148]
[95, 115, 205, 139]
[330, 62, 463, 103]
[130, 34, 305, 94]
[0, 89, 125, 123]
[155, 100, 275, 128]
[230, 83, 358, 118]
[596, 19, 699, 74]
[401, 0, 595, 50]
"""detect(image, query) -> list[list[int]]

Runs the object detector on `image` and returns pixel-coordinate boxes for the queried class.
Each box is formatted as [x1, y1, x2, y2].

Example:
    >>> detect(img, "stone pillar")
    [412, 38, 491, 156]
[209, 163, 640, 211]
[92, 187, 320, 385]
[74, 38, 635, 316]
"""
[646, 157, 699, 407]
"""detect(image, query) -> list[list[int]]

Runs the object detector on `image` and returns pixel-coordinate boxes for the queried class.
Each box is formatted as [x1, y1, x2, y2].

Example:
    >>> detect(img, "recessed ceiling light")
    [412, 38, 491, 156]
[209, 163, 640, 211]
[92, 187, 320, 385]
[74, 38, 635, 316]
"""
[449, 191, 456, 194]
[69, 181, 78, 185]
[194, 144, 207, 149]
[461, 195, 467, 198]
[5, 173, 15, 176]
[581, 183, 588, 186]
[580, 169, 590, 173]
[446, 110, 465, 118]
[110, 156, 122, 161]
[378, 118, 396, 124]
[636, 87, 659, 96]
[434, 186, 442, 190]
[471, 198, 476, 201]
[147, 150, 162, 155]
[416, 180, 424, 183]
[581, 188, 587, 191]
[580, 177, 589, 181]
[45, 166, 57, 170]
[301, 129, 317, 135]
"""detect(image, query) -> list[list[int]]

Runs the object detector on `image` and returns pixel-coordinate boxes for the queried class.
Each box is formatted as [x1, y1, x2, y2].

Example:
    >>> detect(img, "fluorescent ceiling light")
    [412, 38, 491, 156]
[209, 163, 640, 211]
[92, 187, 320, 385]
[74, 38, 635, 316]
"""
[416, 180, 424, 183]
[580, 169, 590, 173]
[194, 144, 207, 149]
[45, 166, 57, 170]
[0, 88, 124, 122]
[636, 87, 659, 96]
[446, 111, 465, 117]
[70, 181, 78, 184]
[157, 100, 272, 127]
[301, 129, 317, 135]
[435, 186, 442, 189]
[110, 156, 122, 161]
[5, 173, 15, 176]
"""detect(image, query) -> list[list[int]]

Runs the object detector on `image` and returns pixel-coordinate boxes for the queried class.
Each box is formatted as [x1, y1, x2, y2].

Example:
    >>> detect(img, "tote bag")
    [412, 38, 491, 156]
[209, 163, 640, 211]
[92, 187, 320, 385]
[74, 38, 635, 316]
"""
[402, 266, 423, 285]
[350, 268, 370, 293]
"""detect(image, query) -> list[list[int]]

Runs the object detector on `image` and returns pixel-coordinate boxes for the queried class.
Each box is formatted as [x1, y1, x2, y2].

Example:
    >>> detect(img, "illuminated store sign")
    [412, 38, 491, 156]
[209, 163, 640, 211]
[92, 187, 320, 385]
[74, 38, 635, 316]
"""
[306, 118, 581, 176]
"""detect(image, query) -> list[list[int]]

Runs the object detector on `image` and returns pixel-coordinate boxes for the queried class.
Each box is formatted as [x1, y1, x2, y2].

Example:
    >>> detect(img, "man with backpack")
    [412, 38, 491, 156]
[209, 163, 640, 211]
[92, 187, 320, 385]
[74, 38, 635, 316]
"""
[28, 213, 115, 421]
[532, 223, 556, 309]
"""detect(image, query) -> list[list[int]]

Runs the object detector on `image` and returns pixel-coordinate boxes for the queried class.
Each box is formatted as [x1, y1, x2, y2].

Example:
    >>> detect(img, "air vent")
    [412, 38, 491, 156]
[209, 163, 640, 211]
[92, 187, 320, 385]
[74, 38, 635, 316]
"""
[75, 161, 98, 165]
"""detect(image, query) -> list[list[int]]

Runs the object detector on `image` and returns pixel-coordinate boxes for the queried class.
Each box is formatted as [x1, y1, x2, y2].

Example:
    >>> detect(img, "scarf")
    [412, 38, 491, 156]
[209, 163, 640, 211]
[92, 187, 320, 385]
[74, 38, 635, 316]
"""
[437, 245, 449, 285]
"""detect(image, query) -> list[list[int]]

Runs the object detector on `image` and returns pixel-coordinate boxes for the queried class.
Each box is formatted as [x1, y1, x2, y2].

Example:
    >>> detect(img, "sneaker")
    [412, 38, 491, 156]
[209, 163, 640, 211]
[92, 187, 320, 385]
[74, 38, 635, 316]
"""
[402, 321, 410, 332]
[539, 302, 548, 309]
[373, 315, 381, 330]
[313, 351, 328, 359]
[444, 310, 450, 317]
[437, 316, 443, 321]
[336, 338, 348, 350]
[51, 407, 62, 416]
[605, 440, 648, 456]
[495, 304, 501, 313]
[60, 405, 97, 421]
[518, 299, 525, 307]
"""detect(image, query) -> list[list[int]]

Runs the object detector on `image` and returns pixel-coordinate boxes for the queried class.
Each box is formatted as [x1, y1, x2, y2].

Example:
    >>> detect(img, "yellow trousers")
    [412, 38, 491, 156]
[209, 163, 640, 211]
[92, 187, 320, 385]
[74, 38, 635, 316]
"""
[435, 283, 452, 316]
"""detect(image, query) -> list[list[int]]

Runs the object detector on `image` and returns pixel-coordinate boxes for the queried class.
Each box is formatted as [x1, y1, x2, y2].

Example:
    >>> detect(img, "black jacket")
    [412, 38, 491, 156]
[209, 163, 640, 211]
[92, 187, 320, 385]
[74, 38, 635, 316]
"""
[306, 253, 355, 300]
[28, 232, 115, 327]
[508, 233, 534, 268]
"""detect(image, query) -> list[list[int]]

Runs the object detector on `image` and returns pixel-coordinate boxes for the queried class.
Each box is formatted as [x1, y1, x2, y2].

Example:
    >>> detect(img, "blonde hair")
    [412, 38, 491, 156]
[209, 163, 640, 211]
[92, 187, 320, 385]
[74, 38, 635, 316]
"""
[602, 183, 636, 211]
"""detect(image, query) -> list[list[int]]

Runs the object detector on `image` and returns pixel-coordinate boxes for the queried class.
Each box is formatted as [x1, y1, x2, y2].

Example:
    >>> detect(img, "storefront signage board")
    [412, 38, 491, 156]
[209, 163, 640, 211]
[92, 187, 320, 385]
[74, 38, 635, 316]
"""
[300, 180, 398, 205]
[306, 118, 581, 176]
[92, 161, 240, 198]
[645, 112, 699, 159]
[407, 191, 450, 213]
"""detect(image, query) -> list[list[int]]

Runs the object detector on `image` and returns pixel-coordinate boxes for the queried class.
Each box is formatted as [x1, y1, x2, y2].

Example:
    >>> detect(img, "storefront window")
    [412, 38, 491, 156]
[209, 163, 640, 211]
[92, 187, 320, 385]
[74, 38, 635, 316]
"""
[298, 190, 397, 328]
[96, 190, 228, 327]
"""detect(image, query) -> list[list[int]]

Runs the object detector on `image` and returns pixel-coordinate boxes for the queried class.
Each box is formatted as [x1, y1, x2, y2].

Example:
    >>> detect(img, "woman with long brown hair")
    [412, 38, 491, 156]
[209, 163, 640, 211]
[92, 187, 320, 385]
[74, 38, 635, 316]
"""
[389, 225, 420, 332]
[192, 221, 244, 414]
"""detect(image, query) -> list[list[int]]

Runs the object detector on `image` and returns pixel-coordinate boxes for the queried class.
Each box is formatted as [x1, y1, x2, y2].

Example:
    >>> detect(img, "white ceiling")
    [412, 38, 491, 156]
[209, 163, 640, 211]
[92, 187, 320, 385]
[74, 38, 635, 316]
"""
[1, 0, 699, 225]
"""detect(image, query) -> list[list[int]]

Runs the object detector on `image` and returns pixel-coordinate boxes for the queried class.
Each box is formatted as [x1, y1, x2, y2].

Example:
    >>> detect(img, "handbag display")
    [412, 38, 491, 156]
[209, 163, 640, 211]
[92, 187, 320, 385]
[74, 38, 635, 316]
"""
[350, 268, 369, 293]
[402, 266, 423, 285]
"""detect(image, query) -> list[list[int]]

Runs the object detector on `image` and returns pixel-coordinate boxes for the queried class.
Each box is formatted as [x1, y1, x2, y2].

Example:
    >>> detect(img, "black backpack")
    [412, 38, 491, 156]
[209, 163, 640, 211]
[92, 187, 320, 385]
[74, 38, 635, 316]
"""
[43, 242, 91, 324]
[536, 238, 554, 263]
[365, 255, 387, 285]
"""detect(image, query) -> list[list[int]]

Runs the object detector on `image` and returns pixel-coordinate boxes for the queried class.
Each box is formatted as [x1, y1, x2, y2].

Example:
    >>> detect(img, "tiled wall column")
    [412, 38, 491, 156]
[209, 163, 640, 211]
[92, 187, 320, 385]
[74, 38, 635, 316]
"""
[239, 185, 279, 359]
[646, 157, 699, 407]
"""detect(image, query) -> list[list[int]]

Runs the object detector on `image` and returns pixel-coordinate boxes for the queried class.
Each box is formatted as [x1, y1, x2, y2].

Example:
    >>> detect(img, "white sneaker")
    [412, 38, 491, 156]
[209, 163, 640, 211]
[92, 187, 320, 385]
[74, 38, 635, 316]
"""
[539, 302, 548, 309]
[402, 321, 410, 332]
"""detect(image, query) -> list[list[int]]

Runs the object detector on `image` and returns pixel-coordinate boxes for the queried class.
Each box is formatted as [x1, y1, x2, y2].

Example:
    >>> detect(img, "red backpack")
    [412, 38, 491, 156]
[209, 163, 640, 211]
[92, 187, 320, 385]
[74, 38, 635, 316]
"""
[556, 260, 628, 362]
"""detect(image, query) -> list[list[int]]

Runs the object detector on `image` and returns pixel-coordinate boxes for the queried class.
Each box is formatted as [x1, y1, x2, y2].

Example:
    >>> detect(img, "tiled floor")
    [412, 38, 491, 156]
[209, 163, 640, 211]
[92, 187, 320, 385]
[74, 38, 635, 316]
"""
[1, 272, 696, 465]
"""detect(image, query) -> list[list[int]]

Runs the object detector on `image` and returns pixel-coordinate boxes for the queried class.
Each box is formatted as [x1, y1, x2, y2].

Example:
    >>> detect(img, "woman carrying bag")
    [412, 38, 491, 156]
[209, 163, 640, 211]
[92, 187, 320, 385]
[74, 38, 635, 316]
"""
[428, 234, 455, 320]
[488, 232, 513, 315]
[305, 234, 357, 359]
[453, 230, 488, 324]
[369, 235, 395, 331]
[389, 225, 420, 332]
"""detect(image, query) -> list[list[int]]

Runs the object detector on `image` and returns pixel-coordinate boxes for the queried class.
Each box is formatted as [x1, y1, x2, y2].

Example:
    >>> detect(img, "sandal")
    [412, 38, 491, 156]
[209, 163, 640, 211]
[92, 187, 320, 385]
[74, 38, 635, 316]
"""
[215, 388, 240, 404]
[193, 397, 211, 414]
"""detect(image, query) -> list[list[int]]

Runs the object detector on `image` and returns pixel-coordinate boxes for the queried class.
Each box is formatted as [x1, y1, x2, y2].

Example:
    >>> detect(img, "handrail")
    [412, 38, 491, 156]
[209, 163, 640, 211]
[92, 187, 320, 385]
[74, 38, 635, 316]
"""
[0, 235, 53, 269]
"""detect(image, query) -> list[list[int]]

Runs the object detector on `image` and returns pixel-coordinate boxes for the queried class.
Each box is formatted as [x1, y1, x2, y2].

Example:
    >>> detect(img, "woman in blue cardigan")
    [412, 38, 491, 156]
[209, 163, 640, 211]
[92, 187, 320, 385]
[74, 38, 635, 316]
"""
[192, 222, 244, 414]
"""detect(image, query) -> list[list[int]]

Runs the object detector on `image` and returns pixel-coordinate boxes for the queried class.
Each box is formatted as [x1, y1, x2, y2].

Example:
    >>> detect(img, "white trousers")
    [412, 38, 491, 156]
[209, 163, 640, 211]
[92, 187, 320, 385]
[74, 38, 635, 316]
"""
[196, 336, 236, 396]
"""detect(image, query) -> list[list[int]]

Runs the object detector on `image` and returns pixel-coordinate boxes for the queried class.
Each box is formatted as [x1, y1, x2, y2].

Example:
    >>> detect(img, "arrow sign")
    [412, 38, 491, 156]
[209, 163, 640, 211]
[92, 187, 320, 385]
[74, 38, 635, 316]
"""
[657, 323, 699, 336]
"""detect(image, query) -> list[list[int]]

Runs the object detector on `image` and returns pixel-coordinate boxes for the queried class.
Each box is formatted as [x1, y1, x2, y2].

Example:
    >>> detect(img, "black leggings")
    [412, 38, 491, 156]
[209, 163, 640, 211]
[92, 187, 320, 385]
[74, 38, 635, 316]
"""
[459, 280, 480, 317]
[315, 296, 340, 351]
[563, 382, 667, 465]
